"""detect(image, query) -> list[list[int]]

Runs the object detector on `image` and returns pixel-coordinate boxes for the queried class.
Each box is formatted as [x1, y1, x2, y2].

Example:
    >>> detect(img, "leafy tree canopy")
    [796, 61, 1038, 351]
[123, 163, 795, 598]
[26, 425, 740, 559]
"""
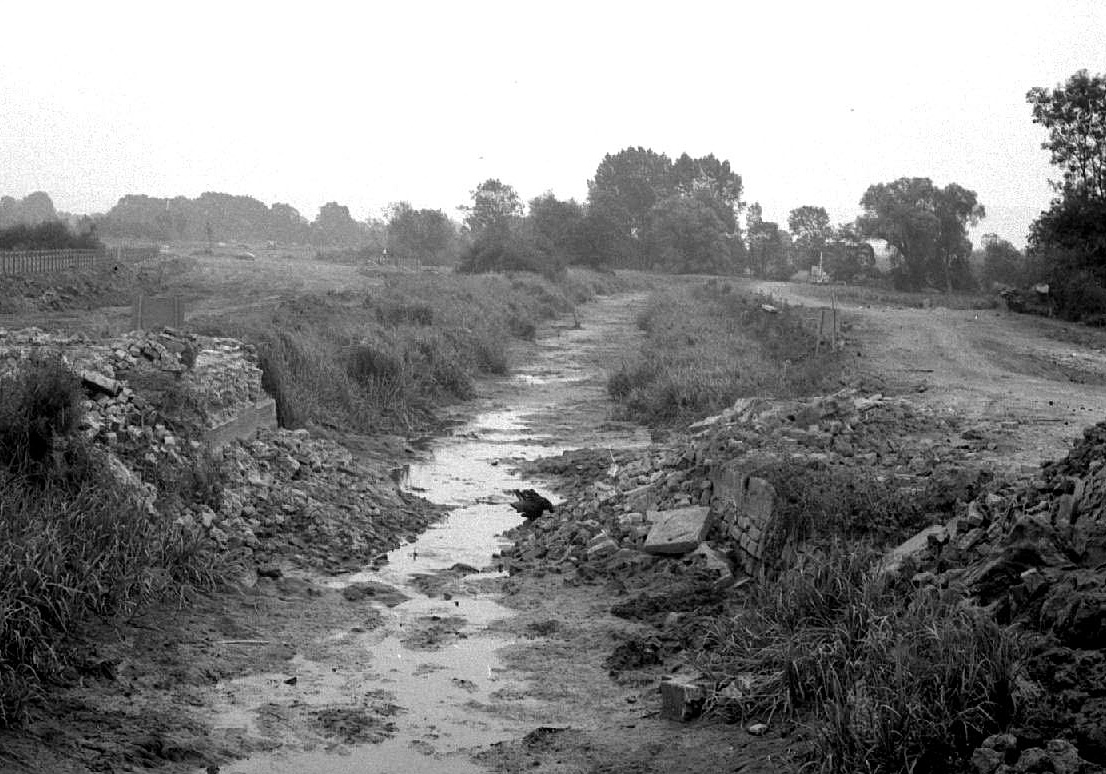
[857, 177, 984, 291]
[787, 205, 832, 252]
[645, 194, 732, 274]
[1028, 69, 1106, 199]
[386, 203, 459, 266]
[461, 179, 523, 235]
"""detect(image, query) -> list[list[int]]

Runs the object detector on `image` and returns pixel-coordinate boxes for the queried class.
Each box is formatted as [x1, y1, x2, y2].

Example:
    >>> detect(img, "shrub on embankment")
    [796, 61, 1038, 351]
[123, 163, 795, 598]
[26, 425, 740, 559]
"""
[607, 280, 846, 423]
[0, 359, 224, 727]
[198, 269, 627, 432]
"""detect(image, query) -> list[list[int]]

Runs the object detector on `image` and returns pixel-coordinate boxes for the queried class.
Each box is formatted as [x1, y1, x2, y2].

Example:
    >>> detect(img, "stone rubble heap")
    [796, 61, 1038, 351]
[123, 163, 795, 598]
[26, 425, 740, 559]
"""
[509, 388, 990, 583]
[187, 428, 433, 573]
[0, 326, 264, 441]
[510, 388, 1106, 769]
[0, 326, 436, 575]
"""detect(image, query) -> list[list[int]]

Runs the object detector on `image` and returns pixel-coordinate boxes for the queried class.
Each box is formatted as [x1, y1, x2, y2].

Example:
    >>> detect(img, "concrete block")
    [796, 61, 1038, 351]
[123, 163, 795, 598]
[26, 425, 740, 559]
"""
[644, 506, 712, 555]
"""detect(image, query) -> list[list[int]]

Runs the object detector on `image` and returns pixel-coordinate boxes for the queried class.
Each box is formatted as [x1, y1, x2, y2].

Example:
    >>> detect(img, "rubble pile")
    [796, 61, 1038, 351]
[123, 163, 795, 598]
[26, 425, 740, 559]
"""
[0, 326, 264, 443]
[0, 326, 438, 576]
[883, 421, 1106, 766]
[509, 388, 991, 584]
[205, 428, 434, 573]
[509, 388, 1106, 768]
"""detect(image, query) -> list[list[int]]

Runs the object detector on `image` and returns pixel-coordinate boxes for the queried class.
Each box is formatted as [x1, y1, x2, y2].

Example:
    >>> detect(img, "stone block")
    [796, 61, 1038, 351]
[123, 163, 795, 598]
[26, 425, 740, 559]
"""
[644, 507, 712, 555]
[660, 678, 705, 721]
[880, 524, 948, 576]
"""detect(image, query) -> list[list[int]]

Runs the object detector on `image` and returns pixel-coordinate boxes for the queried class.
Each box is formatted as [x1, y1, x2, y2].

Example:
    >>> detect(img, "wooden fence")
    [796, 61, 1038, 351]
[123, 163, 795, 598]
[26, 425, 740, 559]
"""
[0, 246, 160, 276]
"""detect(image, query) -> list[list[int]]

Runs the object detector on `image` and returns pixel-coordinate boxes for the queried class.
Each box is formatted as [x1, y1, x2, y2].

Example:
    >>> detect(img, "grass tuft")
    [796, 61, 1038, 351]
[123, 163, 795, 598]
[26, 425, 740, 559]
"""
[694, 544, 1023, 773]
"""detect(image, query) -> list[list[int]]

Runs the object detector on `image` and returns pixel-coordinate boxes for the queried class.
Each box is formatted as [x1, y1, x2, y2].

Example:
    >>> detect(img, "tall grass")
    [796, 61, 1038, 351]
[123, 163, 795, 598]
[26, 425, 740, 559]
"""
[198, 269, 625, 432]
[694, 545, 1022, 773]
[607, 281, 846, 423]
[0, 361, 227, 727]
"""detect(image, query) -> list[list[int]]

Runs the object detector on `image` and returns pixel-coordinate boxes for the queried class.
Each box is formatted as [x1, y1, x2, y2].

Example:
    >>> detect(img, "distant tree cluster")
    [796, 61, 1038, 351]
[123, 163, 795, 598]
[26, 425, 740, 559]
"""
[0, 192, 58, 229]
[97, 192, 376, 249]
[459, 149, 747, 276]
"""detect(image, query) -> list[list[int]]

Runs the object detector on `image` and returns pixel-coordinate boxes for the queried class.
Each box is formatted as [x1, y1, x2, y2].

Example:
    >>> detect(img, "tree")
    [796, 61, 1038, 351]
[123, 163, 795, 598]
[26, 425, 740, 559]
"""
[672, 152, 743, 233]
[745, 203, 792, 279]
[312, 202, 364, 247]
[980, 236, 1027, 288]
[386, 203, 458, 266]
[788, 205, 832, 268]
[644, 194, 732, 274]
[528, 193, 587, 264]
[1027, 70, 1106, 199]
[1026, 70, 1106, 319]
[857, 177, 983, 291]
[588, 147, 674, 239]
[268, 203, 309, 244]
[461, 179, 522, 235]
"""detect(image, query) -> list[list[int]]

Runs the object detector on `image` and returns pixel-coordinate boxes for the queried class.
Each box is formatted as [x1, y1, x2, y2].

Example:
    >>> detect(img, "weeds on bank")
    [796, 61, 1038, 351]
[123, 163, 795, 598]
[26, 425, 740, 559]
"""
[199, 268, 626, 432]
[694, 544, 1023, 773]
[608, 281, 845, 422]
[0, 359, 226, 727]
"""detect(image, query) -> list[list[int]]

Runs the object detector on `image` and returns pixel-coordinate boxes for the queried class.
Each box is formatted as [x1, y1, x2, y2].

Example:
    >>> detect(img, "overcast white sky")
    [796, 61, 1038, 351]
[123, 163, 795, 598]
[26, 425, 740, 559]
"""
[1, 1, 1103, 246]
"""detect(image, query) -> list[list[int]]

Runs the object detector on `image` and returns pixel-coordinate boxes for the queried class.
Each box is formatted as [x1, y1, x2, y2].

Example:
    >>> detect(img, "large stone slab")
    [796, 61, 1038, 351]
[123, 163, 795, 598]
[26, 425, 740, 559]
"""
[644, 506, 712, 555]
[880, 524, 948, 576]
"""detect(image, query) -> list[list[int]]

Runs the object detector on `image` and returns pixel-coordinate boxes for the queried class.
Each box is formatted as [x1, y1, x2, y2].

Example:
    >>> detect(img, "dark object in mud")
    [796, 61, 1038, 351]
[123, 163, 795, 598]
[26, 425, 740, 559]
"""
[509, 489, 555, 519]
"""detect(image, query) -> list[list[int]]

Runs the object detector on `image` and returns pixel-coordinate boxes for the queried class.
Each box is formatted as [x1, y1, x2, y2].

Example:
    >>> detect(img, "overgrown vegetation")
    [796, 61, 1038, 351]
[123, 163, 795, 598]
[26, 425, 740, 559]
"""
[199, 269, 624, 432]
[607, 280, 845, 422]
[742, 461, 933, 562]
[0, 359, 225, 726]
[695, 545, 1023, 773]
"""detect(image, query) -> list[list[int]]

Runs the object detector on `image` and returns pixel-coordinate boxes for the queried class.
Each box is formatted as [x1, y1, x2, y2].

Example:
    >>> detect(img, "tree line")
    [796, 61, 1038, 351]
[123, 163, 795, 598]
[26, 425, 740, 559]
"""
[4, 66, 1103, 317]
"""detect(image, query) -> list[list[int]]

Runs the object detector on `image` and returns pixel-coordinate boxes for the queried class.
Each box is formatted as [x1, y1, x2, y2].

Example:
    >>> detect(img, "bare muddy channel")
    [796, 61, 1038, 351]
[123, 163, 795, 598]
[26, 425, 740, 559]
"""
[206, 293, 650, 774]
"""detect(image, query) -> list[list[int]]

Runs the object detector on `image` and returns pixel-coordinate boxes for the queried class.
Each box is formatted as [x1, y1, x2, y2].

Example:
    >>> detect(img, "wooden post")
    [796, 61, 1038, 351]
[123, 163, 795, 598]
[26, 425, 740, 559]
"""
[815, 309, 825, 355]
[831, 293, 837, 350]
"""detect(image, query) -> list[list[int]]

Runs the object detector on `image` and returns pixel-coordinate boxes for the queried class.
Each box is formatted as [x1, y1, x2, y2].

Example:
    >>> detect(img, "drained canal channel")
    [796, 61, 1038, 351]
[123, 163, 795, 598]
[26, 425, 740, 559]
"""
[206, 293, 653, 773]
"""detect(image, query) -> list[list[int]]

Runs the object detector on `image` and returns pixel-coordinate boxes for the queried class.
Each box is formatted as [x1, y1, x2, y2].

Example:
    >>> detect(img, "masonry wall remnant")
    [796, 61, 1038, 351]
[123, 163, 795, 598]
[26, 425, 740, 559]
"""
[710, 460, 778, 575]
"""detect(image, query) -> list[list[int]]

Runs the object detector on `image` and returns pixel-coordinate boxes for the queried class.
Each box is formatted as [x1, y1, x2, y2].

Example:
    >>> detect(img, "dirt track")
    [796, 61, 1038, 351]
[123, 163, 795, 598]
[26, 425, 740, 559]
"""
[756, 281, 1106, 470]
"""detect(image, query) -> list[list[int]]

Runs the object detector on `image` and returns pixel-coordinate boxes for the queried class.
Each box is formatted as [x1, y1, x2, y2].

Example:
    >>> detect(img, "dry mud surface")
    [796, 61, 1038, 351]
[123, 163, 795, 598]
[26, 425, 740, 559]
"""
[6, 280, 1106, 773]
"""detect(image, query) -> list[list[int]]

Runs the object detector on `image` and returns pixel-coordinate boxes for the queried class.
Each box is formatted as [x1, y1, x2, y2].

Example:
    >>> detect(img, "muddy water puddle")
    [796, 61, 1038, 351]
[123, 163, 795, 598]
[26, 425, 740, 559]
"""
[208, 295, 649, 773]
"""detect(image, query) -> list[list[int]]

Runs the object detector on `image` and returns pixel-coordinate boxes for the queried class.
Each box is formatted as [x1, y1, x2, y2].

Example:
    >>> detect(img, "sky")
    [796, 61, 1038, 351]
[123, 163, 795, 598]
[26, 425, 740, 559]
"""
[1, 1, 1104, 247]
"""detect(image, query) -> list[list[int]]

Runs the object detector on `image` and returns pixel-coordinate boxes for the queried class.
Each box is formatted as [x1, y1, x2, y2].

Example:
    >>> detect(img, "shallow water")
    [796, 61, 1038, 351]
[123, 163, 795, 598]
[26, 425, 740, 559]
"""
[208, 295, 650, 774]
